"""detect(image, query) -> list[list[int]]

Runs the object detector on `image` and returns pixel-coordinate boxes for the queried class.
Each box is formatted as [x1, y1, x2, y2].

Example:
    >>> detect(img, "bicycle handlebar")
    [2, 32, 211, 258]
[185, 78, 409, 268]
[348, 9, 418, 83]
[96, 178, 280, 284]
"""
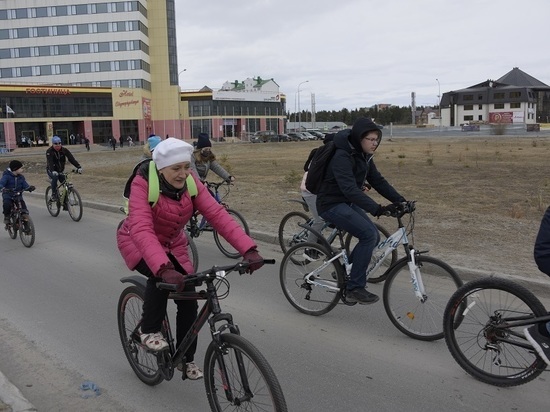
[205, 180, 232, 190]
[157, 259, 276, 291]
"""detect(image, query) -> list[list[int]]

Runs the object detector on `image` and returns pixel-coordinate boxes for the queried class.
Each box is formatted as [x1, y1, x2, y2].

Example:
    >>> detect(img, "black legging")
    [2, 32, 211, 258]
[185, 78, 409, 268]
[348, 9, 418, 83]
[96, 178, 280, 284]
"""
[136, 254, 198, 362]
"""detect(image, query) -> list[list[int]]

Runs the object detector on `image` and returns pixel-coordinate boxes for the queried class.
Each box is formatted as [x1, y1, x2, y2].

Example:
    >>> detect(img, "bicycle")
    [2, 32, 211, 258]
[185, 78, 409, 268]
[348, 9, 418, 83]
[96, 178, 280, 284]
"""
[278, 198, 397, 283]
[117, 259, 288, 411]
[186, 180, 250, 259]
[3, 188, 36, 248]
[443, 276, 550, 387]
[45, 170, 83, 222]
[279, 201, 463, 341]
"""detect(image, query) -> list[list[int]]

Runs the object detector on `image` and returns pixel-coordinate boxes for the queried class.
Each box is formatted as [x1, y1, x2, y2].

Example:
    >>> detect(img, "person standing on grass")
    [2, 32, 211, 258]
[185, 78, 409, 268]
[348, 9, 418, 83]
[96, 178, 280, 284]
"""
[524, 205, 550, 365]
[316, 117, 407, 304]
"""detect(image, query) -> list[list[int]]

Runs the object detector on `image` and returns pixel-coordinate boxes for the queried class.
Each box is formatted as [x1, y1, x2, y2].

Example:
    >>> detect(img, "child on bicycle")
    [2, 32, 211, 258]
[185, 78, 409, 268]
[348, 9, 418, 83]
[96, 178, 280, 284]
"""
[316, 117, 407, 304]
[46, 135, 83, 201]
[524, 205, 550, 365]
[191, 133, 234, 183]
[0, 160, 36, 224]
[117, 138, 264, 380]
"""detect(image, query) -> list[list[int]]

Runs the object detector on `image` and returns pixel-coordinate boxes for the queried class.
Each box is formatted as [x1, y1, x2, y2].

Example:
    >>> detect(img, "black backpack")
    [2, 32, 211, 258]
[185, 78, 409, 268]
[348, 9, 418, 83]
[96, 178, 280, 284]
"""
[304, 140, 336, 194]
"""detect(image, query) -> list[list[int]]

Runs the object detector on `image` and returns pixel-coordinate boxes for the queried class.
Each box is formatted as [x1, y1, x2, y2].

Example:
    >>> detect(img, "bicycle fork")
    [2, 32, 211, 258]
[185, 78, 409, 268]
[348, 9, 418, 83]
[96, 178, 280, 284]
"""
[407, 249, 428, 302]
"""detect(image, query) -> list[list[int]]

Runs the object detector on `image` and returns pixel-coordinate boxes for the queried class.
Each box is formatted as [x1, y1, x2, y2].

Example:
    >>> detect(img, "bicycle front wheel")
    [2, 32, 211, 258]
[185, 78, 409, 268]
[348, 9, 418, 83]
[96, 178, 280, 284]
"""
[213, 209, 250, 259]
[383, 255, 462, 341]
[45, 186, 61, 217]
[19, 216, 35, 248]
[66, 188, 83, 222]
[117, 285, 164, 386]
[7, 215, 18, 239]
[278, 211, 311, 254]
[443, 277, 547, 387]
[204, 333, 287, 412]
[344, 222, 398, 284]
[279, 242, 344, 316]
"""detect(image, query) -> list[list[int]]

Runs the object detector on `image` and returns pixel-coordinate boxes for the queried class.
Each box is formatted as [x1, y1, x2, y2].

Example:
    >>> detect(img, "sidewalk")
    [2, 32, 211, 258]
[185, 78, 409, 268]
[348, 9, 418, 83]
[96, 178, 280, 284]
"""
[0, 369, 36, 411]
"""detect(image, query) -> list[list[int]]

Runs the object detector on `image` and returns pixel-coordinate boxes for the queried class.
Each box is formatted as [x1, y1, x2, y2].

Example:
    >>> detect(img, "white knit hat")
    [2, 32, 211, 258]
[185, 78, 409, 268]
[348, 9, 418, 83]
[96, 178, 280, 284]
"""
[153, 137, 194, 170]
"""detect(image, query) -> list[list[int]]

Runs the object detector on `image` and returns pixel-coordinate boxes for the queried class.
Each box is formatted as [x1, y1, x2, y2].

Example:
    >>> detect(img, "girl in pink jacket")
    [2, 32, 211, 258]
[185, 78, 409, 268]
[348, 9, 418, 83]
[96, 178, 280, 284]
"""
[117, 138, 263, 380]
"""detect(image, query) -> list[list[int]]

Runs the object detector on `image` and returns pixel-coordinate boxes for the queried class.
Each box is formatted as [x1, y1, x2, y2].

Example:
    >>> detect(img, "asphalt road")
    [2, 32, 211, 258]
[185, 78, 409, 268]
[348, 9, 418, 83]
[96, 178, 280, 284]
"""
[0, 197, 549, 411]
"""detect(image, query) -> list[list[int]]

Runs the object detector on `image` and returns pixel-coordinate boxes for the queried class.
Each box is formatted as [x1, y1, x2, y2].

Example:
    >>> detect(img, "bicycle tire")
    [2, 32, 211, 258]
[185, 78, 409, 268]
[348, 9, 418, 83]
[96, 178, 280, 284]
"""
[443, 277, 547, 387]
[213, 209, 250, 259]
[279, 242, 344, 316]
[45, 186, 61, 217]
[204, 333, 288, 412]
[185, 231, 200, 272]
[383, 255, 462, 341]
[278, 211, 311, 254]
[7, 215, 18, 239]
[66, 187, 83, 222]
[344, 222, 398, 284]
[117, 285, 164, 386]
[19, 216, 35, 248]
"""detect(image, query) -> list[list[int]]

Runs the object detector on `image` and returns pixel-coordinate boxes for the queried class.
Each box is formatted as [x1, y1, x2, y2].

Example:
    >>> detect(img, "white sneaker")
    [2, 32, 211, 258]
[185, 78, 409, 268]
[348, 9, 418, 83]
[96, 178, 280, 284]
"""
[185, 362, 204, 380]
[140, 330, 168, 351]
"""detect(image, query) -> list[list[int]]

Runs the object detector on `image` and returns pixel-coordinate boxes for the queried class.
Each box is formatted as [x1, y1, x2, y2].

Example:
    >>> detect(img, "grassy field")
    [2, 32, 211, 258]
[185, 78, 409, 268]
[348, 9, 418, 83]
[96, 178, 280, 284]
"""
[3, 135, 550, 280]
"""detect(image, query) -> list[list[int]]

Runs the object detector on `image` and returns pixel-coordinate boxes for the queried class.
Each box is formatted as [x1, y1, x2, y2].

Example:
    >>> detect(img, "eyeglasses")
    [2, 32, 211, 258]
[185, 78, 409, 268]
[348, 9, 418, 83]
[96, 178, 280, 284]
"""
[363, 137, 379, 143]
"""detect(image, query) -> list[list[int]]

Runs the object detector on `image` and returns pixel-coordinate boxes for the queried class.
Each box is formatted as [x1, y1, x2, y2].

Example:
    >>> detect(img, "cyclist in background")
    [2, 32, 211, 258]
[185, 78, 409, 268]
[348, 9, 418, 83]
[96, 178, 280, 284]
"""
[141, 135, 162, 160]
[524, 205, 550, 365]
[191, 133, 234, 183]
[46, 136, 83, 201]
[117, 138, 264, 380]
[0, 160, 35, 224]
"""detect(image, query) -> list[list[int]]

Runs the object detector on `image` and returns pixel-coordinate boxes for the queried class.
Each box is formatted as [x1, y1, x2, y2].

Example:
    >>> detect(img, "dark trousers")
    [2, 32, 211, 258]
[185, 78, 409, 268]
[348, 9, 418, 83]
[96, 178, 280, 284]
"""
[2, 196, 28, 216]
[136, 254, 198, 362]
[47, 170, 65, 195]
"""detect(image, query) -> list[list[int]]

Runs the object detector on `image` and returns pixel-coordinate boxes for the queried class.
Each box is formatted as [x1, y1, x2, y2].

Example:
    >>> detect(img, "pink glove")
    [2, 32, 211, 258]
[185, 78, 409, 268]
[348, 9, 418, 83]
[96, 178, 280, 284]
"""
[157, 263, 186, 292]
[242, 248, 264, 274]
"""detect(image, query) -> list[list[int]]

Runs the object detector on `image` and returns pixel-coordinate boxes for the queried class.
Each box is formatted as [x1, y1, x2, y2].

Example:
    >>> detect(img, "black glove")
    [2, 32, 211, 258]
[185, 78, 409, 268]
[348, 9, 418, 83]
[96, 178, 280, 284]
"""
[242, 248, 264, 274]
[27, 186, 36, 192]
[157, 263, 186, 292]
[376, 203, 400, 217]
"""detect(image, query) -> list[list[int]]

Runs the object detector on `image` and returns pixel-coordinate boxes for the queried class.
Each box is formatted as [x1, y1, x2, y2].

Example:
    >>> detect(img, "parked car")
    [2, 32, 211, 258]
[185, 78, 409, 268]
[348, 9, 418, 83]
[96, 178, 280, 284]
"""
[307, 131, 325, 140]
[301, 131, 316, 140]
[287, 132, 302, 141]
[276, 134, 292, 142]
[253, 130, 276, 142]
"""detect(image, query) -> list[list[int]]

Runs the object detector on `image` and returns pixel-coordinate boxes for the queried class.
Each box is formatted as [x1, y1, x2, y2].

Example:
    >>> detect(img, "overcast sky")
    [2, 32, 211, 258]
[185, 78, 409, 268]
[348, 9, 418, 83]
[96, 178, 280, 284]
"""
[175, 0, 549, 112]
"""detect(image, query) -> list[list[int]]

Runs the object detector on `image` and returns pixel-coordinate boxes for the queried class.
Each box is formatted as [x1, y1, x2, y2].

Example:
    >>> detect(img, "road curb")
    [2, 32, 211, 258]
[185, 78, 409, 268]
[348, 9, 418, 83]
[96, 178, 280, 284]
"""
[0, 369, 36, 412]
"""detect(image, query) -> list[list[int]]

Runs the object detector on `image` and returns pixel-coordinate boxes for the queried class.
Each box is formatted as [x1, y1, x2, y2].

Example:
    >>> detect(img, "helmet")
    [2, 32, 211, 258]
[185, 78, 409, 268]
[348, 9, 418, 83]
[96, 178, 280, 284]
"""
[147, 135, 162, 152]
[52, 136, 62, 144]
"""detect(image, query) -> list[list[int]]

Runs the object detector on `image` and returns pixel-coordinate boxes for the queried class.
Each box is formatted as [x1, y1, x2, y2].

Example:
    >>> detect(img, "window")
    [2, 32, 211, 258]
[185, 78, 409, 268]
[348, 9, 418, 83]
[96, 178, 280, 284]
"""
[463, 94, 473, 101]
[19, 48, 31, 58]
[10, 48, 19, 58]
[478, 115, 483, 121]
[478, 104, 482, 110]
[493, 92, 505, 99]
[12, 67, 21, 77]
[69, 25, 78, 35]
[29, 28, 38, 38]
[464, 105, 473, 111]
[50, 45, 59, 55]
[49, 26, 58, 36]
[47, 7, 57, 17]
[111, 61, 120, 71]
[91, 62, 100, 72]
[51, 65, 60, 74]
[510, 102, 520, 108]
[509, 91, 521, 98]
[57, 26, 69, 36]
[464, 115, 473, 121]
[37, 27, 49, 37]
[110, 42, 119, 52]
[35, 7, 48, 18]
[90, 43, 99, 53]
[71, 63, 80, 73]
[70, 44, 79, 54]
[494, 103, 504, 109]
[478, 95, 483, 100]
[32, 66, 41, 76]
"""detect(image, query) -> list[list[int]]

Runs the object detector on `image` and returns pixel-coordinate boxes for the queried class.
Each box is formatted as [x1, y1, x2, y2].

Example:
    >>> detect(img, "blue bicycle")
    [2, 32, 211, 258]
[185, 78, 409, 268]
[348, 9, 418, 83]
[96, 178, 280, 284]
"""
[186, 181, 250, 259]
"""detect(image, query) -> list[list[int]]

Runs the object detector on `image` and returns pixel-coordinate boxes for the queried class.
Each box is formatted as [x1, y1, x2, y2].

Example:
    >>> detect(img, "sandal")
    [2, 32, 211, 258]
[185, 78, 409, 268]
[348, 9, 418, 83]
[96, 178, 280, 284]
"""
[185, 362, 203, 380]
[139, 330, 168, 351]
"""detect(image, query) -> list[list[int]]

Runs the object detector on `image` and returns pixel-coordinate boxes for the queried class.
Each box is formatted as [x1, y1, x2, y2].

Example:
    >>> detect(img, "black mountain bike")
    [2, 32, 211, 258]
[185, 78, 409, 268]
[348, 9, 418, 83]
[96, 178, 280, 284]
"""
[45, 170, 83, 222]
[3, 188, 35, 248]
[117, 259, 288, 411]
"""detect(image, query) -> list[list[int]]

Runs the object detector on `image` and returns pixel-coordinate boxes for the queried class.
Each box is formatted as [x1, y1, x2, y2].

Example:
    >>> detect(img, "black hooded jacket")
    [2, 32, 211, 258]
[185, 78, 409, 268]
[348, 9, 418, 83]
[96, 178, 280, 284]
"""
[316, 117, 404, 216]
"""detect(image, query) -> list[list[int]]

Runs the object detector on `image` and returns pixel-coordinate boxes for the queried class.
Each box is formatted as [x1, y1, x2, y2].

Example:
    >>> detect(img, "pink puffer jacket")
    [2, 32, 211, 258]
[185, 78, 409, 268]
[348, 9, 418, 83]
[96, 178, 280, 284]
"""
[117, 173, 256, 276]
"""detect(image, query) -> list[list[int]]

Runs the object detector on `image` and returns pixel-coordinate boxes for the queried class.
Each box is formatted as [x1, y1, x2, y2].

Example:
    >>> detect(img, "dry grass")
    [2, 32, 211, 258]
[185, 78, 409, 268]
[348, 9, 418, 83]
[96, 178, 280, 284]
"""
[4, 135, 550, 280]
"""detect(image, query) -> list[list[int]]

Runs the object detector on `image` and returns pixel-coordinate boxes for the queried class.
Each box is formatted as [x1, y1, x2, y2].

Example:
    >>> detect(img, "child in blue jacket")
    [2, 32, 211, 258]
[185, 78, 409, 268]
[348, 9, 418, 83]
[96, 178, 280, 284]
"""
[0, 160, 35, 224]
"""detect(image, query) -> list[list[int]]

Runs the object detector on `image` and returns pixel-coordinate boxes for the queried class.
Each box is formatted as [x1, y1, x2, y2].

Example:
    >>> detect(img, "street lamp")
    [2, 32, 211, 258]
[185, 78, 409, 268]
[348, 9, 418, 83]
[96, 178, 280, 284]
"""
[297, 80, 309, 131]
[436, 78, 441, 130]
[178, 69, 187, 86]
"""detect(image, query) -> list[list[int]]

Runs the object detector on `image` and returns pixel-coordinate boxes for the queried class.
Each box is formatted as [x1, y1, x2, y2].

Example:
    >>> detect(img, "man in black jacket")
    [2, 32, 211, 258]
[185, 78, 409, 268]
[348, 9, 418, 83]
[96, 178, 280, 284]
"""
[46, 135, 82, 200]
[524, 206, 550, 365]
[316, 118, 406, 304]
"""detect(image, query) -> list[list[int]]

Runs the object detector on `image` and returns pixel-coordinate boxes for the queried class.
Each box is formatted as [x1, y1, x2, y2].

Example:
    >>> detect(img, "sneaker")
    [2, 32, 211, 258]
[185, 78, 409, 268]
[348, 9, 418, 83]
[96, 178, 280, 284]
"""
[302, 248, 321, 262]
[139, 330, 168, 351]
[185, 362, 204, 380]
[50, 194, 58, 202]
[524, 325, 550, 366]
[346, 288, 379, 304]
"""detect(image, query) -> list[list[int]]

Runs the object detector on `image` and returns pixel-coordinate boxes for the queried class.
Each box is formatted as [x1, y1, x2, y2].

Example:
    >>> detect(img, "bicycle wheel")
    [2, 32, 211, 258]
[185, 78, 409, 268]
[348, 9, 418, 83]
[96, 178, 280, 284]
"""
[19, 216, 35, 248]
[117, 285, 164, 386]
[204, 333, 287, 412]
[213, 209, 250, 259]
[443, 277, 547, 387]
[66, 188, 83, 222]
[7, 215, 18, 239]
[279, 242, 344, 316]
[383, 255, 462, 341]
[185, 230, 199, 272]
[45, 186, 61, 217]
[278, 211, 311, 253]
[344, 222, 398, 284]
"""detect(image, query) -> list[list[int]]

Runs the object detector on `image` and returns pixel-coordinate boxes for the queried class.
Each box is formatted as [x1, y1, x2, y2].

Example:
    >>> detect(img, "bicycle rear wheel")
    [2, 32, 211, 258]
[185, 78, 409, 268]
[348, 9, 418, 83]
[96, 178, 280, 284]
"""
[279, 242, 344, 316]
[66, 187, 83, 222]
[213, 209, 250, 259]
[45, 186, 61, 217]
[443, 277, 547, 387]
[7, 215, 18, 239]
[19, 216, 35, 248]
[278, 211, 311, 253]
[184, 230, 199, 272]
[117, 285, 164, 386]
[383, 255, 462, 341]
[344, 222, 398, 284]
[204, 333, 287, 412]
